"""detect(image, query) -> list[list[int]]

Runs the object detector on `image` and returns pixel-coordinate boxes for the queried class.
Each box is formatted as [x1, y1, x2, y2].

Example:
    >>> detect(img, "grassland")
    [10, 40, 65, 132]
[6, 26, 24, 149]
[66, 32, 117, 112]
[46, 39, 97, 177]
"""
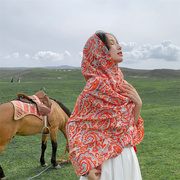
[0, 68, 179, 180]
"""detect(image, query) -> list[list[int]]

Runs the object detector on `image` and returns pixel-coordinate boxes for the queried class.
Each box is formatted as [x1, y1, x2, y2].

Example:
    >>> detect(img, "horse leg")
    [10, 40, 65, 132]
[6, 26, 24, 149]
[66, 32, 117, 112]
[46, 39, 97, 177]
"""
[51, 141, 60, 168]
[0, 165, 5, 179]
[40, 135, 48, 167]
[50, 130, 61, 169]
[61, 127, 69, 152]
[0, 135, 14, 179]
[0, 147, 6, 179]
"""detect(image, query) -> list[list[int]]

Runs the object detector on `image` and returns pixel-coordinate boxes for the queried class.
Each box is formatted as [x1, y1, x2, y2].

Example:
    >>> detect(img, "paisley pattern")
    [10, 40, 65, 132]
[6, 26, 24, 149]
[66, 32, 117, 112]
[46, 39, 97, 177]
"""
[66, 34, 144, 176]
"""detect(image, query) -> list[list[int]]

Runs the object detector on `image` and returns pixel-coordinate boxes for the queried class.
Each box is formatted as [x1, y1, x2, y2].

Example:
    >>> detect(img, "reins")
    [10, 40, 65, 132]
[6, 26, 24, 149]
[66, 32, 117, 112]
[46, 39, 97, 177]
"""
[27, 159, 70, 180]
[27, 143, 70, 180]
[57, 143, 70, 163]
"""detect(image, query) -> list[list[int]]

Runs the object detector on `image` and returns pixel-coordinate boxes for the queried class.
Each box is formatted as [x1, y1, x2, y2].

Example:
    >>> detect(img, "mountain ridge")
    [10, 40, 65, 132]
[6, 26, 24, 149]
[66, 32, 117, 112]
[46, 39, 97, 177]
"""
[0, 66, 180, 79]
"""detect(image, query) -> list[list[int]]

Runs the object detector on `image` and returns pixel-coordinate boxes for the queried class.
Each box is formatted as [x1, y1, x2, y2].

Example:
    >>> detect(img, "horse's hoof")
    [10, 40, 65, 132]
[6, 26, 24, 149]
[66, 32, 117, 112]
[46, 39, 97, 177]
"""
[0, 177, 6, 180]
[54, 164, 61, 169]
[41, 163, 48, 167]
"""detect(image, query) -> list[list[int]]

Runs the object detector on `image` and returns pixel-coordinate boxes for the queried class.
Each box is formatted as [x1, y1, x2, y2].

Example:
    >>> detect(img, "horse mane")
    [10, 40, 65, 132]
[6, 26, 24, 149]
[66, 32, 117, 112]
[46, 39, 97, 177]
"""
[50, 98, 71, 117]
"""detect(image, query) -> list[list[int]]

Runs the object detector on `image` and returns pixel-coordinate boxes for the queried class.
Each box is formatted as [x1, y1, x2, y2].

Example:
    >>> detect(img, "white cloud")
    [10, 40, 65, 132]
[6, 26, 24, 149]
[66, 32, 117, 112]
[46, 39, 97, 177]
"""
[3, 55, 11, 59]
[149, 41, 180, 61]
[122, 41, 180, 62]
[12, 52, 19, 58]
[34, 51, 64, 62]
[24, 54, 30, 59]
[120, 42, 137, 52]
[161, 40, 172, 47]
[0, 0, 179, 69]
[64, 50, 71, 57]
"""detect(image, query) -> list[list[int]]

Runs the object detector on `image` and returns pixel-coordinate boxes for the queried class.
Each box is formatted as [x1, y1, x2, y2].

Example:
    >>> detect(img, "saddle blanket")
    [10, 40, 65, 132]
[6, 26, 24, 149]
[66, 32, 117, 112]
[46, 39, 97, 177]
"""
[11, 100, 43, 120]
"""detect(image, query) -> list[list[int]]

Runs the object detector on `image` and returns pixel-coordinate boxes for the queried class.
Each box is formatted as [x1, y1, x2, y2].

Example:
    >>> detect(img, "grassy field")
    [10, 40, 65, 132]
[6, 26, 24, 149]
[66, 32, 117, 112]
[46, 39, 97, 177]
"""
[0, 68, 180, 180]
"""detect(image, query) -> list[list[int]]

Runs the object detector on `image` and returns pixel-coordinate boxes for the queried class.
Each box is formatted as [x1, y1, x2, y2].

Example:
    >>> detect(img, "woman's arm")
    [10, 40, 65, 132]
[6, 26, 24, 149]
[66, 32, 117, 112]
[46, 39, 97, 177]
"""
[121, 81, 142, 125]
[133, 103, 142, 125]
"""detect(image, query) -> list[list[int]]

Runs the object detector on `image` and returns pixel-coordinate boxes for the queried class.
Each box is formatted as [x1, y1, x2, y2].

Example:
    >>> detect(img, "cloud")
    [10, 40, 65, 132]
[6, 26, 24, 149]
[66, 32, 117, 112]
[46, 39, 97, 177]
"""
[122, 41, 180, 62]
[64, 50, 71, 57]
[0, 0, 179, 69]
[34, 51, 64, 62]
[150, 41, 180, 61]
[24, 54, 30, 59]
[3, 55, 11, 59]
[120, 42, 137, 52]
[0, 41, 179, 68]
[0, 50, 74, 67]
[12, 52, 19, 58]
[161, 40, 172, 47]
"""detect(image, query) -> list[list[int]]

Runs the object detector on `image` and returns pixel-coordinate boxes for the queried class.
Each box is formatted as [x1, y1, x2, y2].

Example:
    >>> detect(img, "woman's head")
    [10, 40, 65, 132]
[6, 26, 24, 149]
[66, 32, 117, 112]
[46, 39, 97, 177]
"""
[95, 30, 123, 64]
[81, 32, 124, 84]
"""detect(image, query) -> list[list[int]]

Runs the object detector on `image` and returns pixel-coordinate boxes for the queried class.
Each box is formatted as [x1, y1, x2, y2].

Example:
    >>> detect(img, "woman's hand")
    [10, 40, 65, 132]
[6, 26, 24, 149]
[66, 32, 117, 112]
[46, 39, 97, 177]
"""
[87, 166, 101, 180]
[121, 81, 142, 106]
[121, 81, 142, 125]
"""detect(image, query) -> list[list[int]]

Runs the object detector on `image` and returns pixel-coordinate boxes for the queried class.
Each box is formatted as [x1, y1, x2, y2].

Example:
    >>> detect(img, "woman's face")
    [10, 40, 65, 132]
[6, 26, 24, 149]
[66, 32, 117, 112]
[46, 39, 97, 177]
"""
[106, 34, 123, 64]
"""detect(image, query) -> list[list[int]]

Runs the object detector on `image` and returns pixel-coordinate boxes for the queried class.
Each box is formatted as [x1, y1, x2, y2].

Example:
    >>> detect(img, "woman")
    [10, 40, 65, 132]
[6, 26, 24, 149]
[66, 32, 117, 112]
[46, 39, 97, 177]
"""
[66, 31, 144, 180]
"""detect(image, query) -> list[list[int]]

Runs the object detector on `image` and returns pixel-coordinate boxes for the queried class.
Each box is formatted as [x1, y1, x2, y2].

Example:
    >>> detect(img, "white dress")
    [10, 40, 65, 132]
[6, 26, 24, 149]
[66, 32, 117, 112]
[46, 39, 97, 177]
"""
[80, 146, 142, 180]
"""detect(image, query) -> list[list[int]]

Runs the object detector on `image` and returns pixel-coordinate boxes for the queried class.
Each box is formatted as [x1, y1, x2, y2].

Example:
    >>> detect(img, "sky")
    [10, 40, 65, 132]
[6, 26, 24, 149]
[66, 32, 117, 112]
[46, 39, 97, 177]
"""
[0, 0, 180, 70]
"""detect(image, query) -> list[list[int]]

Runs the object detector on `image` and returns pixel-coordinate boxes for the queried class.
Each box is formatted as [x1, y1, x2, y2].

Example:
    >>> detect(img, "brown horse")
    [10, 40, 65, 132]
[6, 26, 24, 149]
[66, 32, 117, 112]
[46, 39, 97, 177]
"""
[0, 98, 71, 179]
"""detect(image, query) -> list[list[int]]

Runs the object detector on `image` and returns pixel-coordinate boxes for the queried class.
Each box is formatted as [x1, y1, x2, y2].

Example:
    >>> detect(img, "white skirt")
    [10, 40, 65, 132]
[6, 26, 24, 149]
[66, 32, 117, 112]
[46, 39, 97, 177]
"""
[80, 146, 142, 180]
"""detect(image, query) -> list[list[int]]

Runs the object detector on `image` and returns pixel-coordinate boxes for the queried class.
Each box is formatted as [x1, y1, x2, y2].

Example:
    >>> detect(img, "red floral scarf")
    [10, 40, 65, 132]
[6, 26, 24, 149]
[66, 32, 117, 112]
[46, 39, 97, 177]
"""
[66, 34, 144, 176]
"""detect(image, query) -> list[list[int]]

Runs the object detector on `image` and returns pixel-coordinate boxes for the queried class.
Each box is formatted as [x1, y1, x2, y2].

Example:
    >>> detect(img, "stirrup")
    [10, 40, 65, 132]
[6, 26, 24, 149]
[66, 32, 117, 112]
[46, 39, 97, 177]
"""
[41, 116, 50, 135]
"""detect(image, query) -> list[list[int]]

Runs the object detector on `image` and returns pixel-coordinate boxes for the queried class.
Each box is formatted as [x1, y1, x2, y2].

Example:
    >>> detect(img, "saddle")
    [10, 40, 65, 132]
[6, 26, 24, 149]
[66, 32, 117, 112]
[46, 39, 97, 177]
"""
[17, 91, 52, 116]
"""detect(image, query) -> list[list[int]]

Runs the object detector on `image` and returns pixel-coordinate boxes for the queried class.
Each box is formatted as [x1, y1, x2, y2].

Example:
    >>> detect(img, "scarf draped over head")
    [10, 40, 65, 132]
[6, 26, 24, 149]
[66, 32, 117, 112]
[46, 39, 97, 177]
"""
[66, 34, 144, 176]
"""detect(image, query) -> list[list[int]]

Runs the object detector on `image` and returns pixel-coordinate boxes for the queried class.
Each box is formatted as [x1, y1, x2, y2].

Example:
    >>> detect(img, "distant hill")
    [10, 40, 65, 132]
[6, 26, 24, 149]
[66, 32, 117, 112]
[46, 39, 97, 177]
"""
[0, 65, 80, 70]
[44, 65, 81, 70]
[0, 66, 180, 79]
[121, 68, 180, 79]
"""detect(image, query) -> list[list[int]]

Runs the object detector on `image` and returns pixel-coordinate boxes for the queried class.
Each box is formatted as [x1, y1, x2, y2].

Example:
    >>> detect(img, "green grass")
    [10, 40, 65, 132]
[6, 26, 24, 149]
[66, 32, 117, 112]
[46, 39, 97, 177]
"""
[0, 69, 180, 179]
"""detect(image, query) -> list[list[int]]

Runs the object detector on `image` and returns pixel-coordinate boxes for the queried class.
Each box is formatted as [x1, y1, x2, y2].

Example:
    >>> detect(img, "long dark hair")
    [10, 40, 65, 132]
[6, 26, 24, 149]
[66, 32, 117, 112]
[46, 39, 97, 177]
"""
[95, 30, 110, 50]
